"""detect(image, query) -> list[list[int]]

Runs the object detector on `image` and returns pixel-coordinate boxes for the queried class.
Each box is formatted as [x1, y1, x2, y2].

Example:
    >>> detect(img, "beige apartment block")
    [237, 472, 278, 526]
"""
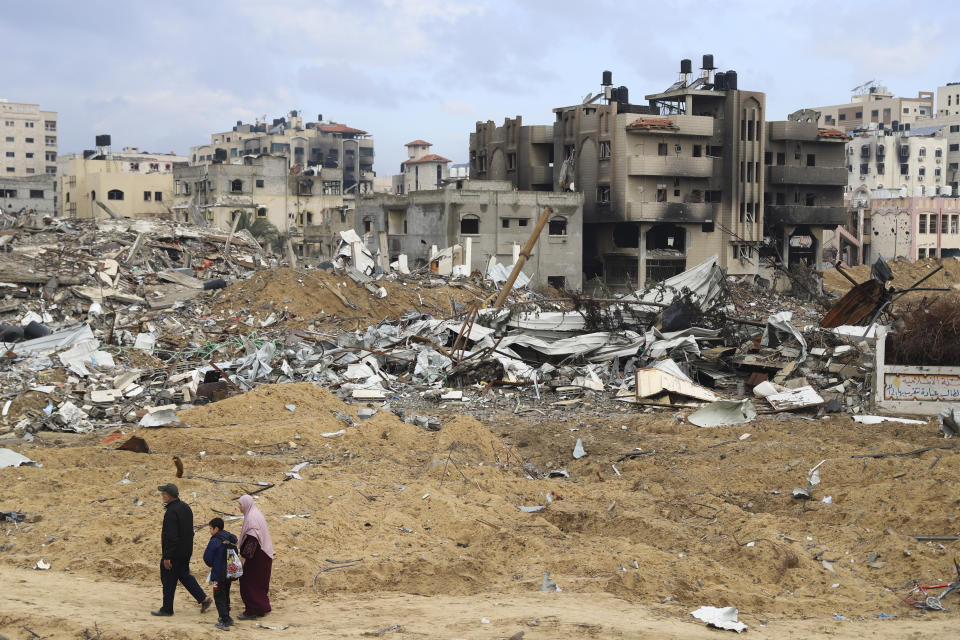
[190, 111, 375, 195]
[936, 82, 960, 117]
[58, 147, 188, 219]
[0, 100, 57, 177]
[391, 140, 450, 194]
[470, 116, 553, 191]
[173, 155, 346, 258]
[809, 84, 933, 132]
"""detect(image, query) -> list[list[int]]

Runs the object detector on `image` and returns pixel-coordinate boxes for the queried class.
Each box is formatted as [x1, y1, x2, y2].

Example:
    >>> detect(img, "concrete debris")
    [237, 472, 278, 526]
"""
[689, 606, 747, 633]
[0, 447, 39, 468]
[688, 400, 757, 428]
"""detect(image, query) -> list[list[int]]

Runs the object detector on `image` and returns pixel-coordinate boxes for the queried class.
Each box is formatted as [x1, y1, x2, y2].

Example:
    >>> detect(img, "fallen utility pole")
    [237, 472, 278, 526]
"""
[493, 205, 552, 308]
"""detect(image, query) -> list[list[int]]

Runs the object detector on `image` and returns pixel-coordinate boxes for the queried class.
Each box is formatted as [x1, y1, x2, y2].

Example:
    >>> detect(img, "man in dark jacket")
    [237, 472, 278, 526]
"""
[203, 517, 239, 629]
[151, 483, 212, 616]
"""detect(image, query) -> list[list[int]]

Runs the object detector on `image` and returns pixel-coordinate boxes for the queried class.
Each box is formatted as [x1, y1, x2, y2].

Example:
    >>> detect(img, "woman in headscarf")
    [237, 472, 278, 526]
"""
[236, 494, 274, 619]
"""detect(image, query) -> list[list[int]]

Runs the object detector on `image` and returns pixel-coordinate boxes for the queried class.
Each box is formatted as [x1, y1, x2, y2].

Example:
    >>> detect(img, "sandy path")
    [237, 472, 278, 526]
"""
[0, 565, 955, 640]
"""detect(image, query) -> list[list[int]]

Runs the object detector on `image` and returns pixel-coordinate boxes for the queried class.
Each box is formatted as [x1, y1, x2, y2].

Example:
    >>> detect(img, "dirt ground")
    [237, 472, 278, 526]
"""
[823, 256, 960, 301]
[3, 383, 960, 639]
[208, 267, 488, 330]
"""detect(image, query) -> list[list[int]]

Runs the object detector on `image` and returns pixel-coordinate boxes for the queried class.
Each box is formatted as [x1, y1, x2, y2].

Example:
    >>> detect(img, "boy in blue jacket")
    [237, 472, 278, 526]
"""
[203, 517, 238, 630]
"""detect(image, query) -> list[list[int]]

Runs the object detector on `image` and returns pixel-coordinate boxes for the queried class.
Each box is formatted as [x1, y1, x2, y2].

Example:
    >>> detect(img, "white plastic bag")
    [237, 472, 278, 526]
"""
[226, 547, 243, 580]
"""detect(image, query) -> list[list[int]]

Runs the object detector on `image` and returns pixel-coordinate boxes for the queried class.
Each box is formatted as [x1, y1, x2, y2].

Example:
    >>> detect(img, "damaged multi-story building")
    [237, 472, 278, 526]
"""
[190, 111, 375, 194]
[185, 111, 378, 257]
[469, 57, 849, 290]
[172, 155, 346, 258]
[355, 179, 583, 290]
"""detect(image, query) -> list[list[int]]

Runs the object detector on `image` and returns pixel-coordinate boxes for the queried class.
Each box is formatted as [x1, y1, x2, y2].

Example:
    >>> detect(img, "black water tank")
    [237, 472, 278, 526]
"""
[236, 120, 242, 126]
[95, 134, 111, 147]
[680, 59, 692, 74]
[714, 72, 727, 91]
[702, 54, 715, 70]
[726, 70, 738, 90]
[616, 86, 629, 104]
[83, 149, 96, 159]
[602, 70, 613, 86]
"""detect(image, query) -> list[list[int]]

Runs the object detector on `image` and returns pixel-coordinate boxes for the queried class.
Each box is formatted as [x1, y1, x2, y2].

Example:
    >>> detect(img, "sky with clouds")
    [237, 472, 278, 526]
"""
[3, 0, 958, 175]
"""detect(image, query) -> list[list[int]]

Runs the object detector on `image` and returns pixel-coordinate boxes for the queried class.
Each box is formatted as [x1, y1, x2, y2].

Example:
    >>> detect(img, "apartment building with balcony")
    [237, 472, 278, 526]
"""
[58, 144, 187, 219]
[355, 180, 582, 290]
[392, 140, 451, 194]
[172, 154, 345, 258]
[468, 59, 848, 289]
[844, 125, 948, 194]
[190, 111, 375, 195]
[0, 100, 57, 178]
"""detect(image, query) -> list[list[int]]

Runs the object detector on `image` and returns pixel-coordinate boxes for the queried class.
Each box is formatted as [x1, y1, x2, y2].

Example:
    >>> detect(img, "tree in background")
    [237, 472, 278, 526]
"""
[231, 210, 284, 254]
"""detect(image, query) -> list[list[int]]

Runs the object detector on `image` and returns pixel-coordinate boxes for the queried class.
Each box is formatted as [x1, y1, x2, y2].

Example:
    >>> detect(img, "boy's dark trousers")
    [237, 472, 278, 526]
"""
[213, 579, 232, 622]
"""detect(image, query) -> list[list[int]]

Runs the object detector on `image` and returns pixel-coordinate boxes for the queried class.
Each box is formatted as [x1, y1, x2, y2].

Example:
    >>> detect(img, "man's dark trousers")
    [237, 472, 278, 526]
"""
[160, 558, 207, 613]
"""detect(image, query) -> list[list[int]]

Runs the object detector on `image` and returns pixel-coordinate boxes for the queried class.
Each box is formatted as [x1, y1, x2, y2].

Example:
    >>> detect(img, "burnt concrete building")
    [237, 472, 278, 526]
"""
[470, 117, 555, 191]
[469, 58, 848, 290]
[355, 180, 583, 290]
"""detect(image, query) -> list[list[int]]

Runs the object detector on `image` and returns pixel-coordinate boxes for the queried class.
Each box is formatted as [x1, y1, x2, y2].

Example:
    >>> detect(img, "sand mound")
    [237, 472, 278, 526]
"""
[210, 267, 485, 329]
[823, 257, 960, 301]
[4, 383, 960, 632]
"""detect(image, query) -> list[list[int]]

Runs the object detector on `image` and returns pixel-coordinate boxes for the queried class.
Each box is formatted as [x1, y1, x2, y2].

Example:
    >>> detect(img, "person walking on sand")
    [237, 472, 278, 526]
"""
[203, 517, 238, 630]
[236, 494, 274, 619]
[151, 483, 213, 617]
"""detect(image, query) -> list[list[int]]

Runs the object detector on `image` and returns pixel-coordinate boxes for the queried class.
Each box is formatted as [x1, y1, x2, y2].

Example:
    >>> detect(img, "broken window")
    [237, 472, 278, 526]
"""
[548, 217, 567, 236]
[231, 179, 243, 193]
[502, 218, 510, 228]
[256, 179, 264, 188]
[547, 276, 566, 289]
[460, 216, 480, 234]
[29, 189, 44, 198]
[596, 185, 611, 203]
[144, 191, 152, 201]
[257, 207, 267, 218]
[107, 189, 124, 201]
[657, 143, 668, 156]
[155, 192, 162, 201]
[918, 248, 927, 258]
[806, 193, 816, 206]
[507, 152, 517, 170]
[775, 192, 786, 205]
[693, 145, 702, 158]
[807, 154, 816, 167]
[518, 218, 529, 227]
[599, 141, 611, 159]
[776, 152, 785, 166]
[655, 187, 666, 202]
[645, 223, 686, 253]
[613, 222, 639, 248]
[943, 214, 950, 234]
[877, 163, 885, 175]
[952, 215, 958, 234]
[919, 214, 927, 234]
[764, 151, 772, 165]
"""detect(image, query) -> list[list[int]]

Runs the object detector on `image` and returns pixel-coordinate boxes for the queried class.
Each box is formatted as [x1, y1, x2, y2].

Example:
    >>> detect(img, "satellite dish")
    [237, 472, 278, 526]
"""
[582, 93, 594, 104]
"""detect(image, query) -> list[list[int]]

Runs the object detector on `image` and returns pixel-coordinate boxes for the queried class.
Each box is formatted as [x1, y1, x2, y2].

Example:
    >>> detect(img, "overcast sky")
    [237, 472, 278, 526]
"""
[3, 0, 958, 175]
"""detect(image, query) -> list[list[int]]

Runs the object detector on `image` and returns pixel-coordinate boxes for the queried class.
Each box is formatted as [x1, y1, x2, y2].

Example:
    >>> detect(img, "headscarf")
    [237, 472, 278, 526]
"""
[238, 494, 274, 559]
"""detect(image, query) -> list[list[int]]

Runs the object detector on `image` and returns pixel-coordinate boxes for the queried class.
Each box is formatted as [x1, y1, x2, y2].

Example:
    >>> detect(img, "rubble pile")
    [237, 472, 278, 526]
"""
[0, 228, 895, 442]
